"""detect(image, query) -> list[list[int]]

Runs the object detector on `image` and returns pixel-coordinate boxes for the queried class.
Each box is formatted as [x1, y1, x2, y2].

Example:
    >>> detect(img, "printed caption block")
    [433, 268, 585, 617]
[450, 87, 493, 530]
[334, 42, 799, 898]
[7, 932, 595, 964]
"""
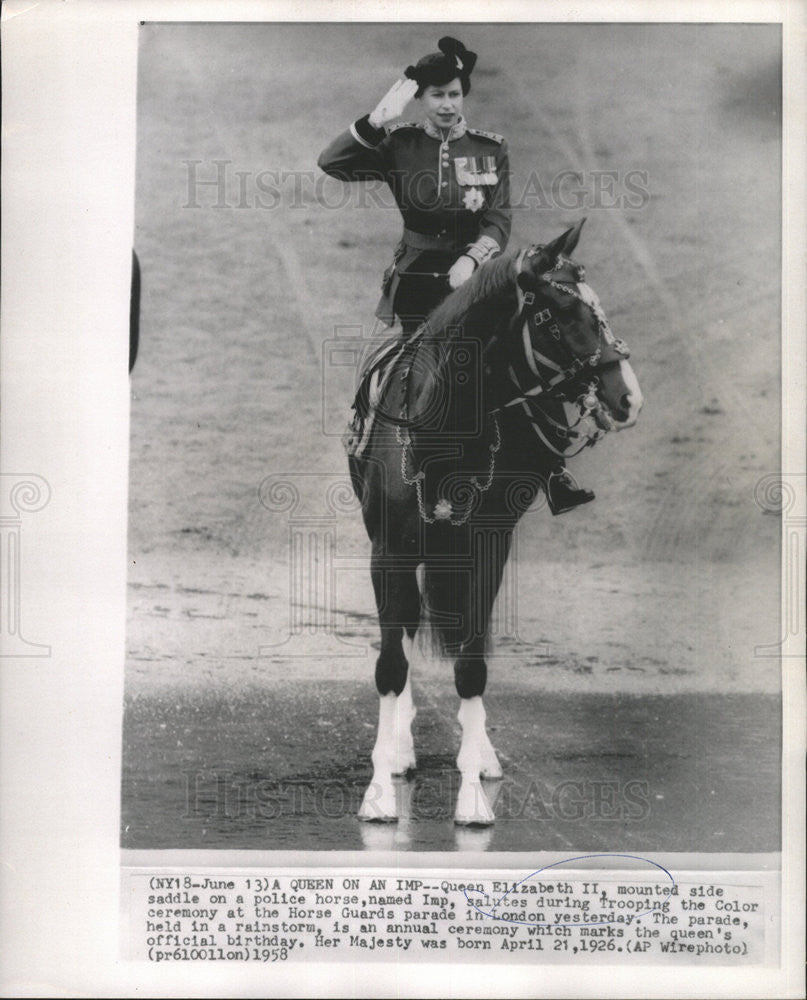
[122, 866, 777, 966]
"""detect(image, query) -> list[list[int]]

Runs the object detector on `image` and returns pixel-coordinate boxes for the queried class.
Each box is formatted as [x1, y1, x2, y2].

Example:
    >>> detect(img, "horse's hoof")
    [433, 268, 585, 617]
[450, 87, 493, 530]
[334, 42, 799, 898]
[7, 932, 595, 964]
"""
[455, 779, 495, 826]
[454, 825, 494, 851]
[359, 780, 398, 822]
[359, 822, 401, 851]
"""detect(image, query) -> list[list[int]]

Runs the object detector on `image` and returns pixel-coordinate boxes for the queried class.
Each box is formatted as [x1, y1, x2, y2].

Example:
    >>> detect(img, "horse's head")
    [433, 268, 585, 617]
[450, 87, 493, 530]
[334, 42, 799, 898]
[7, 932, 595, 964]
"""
[511, 220, 643, 433]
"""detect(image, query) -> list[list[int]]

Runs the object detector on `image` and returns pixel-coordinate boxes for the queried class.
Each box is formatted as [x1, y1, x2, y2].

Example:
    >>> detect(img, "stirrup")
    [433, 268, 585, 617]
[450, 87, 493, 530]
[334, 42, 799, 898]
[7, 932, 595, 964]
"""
[545, 468, 595, 516]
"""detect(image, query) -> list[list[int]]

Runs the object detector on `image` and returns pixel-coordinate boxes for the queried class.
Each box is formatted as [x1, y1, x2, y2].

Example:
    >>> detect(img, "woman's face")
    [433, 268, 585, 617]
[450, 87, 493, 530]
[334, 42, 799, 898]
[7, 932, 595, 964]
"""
[420, 78, 464, 129]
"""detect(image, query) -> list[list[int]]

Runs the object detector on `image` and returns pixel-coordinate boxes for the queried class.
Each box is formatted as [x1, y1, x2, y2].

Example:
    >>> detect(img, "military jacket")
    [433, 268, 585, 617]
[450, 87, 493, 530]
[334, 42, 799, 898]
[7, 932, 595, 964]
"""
[317, 114, 512, 323]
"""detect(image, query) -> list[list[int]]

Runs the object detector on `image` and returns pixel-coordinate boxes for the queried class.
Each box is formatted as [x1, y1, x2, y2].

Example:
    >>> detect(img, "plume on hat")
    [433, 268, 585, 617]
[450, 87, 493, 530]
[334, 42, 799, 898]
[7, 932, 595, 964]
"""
[437, 36, 477, 75]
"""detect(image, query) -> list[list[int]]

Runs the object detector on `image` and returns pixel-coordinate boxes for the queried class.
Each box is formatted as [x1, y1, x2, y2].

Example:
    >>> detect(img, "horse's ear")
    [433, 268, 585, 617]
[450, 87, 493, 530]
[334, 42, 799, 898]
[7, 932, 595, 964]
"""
[562, 217, 586, 256]
[539, 219, 586, 268]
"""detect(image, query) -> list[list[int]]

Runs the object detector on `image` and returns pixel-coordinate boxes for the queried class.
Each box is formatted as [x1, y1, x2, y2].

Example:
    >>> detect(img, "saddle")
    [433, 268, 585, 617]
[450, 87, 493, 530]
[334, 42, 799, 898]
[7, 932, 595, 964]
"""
[342, 335, 410, 459]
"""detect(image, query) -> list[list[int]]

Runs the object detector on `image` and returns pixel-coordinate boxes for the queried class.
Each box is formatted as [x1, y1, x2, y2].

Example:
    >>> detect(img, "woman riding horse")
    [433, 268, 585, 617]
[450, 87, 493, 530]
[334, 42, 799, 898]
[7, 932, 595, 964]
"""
[317, 36, 593, 515]
[341, 222, 643, 825]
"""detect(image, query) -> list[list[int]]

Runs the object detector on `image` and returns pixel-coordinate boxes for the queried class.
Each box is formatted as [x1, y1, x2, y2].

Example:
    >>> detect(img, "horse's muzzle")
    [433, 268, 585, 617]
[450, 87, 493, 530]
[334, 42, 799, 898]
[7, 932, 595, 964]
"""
[606, 360, 643, 431]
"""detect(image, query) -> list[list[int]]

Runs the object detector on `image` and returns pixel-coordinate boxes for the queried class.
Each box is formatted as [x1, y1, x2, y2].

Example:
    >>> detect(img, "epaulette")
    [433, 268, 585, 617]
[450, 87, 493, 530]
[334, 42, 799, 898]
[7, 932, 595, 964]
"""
[386, 121, 422, 134]
[467, 127, 504, 144]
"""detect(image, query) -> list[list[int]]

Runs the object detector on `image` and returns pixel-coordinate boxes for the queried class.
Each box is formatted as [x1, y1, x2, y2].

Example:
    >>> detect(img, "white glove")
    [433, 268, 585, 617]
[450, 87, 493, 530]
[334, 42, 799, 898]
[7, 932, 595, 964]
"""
[448, 254, 477, 289]
[368, 78, 419, 128]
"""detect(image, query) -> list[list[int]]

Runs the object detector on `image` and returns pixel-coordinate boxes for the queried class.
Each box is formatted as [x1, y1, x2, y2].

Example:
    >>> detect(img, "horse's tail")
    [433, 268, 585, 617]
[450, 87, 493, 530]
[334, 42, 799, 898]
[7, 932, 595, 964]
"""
[422, 556, 488, 659]
[422, 523, 510, 658]
[422, 560, 460, 658]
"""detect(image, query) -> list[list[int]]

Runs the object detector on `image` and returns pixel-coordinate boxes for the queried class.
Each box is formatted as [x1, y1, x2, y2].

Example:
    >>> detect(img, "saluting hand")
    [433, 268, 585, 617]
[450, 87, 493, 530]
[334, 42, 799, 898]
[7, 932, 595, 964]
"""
[448, 255, 477, 290]
[368, 78, 419, 128]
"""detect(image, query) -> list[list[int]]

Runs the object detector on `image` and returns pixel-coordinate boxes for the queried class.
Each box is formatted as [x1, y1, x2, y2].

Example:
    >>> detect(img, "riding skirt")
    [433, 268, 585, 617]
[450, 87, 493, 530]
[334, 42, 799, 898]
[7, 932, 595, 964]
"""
[376, 228, 465, 330]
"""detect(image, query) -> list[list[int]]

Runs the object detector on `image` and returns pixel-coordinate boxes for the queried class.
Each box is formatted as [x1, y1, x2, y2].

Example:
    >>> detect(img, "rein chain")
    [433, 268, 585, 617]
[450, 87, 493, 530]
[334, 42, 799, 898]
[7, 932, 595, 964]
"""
[396, 415, 501, 526]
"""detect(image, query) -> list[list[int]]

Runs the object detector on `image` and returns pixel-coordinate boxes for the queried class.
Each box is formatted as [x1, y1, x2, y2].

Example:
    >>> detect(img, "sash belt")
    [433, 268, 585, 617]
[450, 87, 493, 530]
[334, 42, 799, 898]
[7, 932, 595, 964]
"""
[402, 228, 465, 251]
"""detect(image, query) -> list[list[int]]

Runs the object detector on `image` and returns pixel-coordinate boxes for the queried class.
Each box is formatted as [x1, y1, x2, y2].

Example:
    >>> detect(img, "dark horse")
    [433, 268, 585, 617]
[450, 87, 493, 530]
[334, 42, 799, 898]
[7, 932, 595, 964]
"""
[348, 222, 643, 824]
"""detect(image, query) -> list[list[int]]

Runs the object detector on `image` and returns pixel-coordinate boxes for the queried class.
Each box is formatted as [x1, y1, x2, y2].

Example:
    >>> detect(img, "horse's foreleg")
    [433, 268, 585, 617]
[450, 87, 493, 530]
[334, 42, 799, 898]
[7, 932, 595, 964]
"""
[453, 527, 511, 824]
[359, 689, 406, 822]
[374, 562, 419, 774]
[392, 636, 417, 774]
[455, 695, 497, 825]
[359, 647, 417, 823]
[454, 656, 499, 825]
[454, 655, 502, 779]
[359, 558, 420, 822]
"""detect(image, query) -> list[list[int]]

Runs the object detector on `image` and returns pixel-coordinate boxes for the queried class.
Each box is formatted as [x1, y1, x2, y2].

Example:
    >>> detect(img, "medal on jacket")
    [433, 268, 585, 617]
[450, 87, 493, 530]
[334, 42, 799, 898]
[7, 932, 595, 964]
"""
[454, 155, 498, 186]
[463, 187, 485, 212]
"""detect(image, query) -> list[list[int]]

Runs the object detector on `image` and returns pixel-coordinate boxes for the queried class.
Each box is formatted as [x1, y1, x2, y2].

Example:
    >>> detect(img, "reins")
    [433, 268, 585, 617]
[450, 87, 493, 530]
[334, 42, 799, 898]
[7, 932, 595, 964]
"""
[392, 245, 631, 517]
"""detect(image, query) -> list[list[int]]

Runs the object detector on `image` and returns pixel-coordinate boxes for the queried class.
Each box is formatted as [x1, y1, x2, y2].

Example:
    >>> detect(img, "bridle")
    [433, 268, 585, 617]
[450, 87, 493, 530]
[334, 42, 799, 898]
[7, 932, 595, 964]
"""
[395, 244, 632, 521]
[500, 246, 631, 457]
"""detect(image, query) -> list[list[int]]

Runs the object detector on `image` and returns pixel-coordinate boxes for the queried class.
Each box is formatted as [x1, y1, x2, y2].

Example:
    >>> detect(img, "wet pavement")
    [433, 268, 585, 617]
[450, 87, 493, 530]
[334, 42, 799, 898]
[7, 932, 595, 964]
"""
[121, 682, 779, 854]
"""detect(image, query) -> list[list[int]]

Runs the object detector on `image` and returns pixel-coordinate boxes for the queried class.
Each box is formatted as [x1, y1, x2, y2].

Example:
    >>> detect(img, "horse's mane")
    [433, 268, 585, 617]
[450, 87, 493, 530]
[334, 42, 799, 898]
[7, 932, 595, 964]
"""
[423, 253, 516, 337]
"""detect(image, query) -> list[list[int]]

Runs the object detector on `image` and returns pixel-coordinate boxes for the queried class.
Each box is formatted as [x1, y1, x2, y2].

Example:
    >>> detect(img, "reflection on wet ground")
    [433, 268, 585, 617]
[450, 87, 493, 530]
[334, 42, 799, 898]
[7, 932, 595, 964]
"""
[121, 682, 780, 853]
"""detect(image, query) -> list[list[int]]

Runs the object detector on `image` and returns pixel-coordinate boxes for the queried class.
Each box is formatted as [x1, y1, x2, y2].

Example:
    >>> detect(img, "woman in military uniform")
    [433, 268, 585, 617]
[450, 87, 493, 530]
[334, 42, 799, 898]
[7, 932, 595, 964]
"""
[318, 36, 593, 513]
[317, 36, 509, 332]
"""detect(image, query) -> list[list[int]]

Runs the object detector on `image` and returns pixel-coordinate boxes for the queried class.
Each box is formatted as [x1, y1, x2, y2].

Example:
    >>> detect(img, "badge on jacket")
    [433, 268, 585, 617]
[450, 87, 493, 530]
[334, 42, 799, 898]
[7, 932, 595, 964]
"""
[453, 155, 498, 186]
[463, 188, 485, 212]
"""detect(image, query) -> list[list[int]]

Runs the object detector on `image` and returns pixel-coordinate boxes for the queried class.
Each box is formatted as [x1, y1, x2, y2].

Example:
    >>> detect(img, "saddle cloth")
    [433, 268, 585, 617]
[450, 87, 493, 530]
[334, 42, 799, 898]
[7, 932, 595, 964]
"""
[342, 335, 408, 459]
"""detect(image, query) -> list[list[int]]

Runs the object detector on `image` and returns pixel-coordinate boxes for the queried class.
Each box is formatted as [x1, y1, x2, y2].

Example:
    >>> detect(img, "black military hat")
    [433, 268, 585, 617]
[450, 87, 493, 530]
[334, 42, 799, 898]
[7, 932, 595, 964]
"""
[405, 37, 478, 96]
